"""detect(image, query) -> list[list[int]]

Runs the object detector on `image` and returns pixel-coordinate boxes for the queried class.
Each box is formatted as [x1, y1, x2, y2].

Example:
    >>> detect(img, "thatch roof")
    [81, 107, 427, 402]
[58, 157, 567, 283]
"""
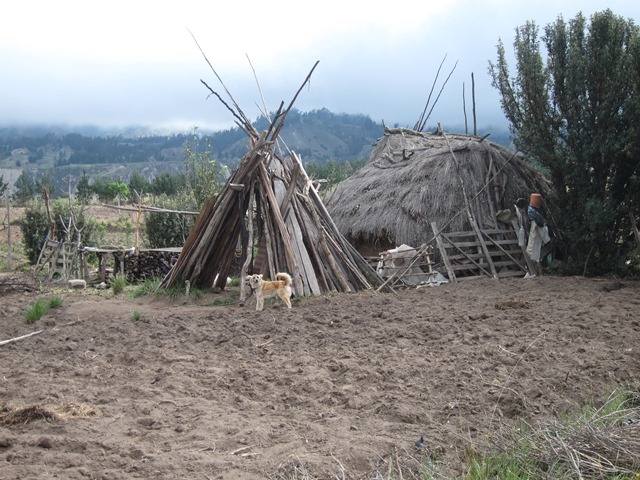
[325, 127, 552, 252]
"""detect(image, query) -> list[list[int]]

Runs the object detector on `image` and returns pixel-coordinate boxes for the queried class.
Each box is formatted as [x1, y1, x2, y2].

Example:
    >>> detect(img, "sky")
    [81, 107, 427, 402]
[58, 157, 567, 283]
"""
[1, 0, 639, 134]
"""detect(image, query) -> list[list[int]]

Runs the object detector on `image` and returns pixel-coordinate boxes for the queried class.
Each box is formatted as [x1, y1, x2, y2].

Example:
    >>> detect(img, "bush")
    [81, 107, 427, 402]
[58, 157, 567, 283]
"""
[144, 195, 197, 248]
[24, 299, 50, 324]
[21, 203, 50, 264]
[24, 297, 63, 324]
[111, 273, 126, 295]
[21, 199, 99, 265]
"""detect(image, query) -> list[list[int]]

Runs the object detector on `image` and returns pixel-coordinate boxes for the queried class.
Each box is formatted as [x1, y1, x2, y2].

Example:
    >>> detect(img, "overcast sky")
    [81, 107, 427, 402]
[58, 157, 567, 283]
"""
[1, 0, 639, 133]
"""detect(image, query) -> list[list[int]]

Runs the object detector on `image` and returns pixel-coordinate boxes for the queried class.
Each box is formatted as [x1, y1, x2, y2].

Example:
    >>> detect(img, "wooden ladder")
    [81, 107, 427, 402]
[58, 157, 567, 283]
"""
[35, 239, 79, 281]
[431, 222, 530, 282]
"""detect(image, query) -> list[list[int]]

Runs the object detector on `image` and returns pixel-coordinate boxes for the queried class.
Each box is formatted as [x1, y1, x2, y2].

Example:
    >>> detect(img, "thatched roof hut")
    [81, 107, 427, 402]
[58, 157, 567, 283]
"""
[325, 127, 552, 256]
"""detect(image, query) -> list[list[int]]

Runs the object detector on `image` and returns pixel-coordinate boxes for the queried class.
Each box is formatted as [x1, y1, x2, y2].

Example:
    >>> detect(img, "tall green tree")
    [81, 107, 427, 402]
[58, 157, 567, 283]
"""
[150, 171, 183, 197]
[13, 171, 37, 205]
[489, 9, 640, 275]
[76, 170, 93, 205]
[0, 174, 8, 198]
[128, 172, 149, 203]
[183, 128, 226, 209]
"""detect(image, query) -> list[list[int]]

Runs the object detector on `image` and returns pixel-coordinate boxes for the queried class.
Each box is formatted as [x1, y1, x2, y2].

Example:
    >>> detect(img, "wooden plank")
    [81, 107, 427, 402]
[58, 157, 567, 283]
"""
[439, 231, 493, 277]
[272, 158, 319, 296]
[431, 222, 456, 283]
[481, 230, 527, 273]
[469, 217, 498, 279]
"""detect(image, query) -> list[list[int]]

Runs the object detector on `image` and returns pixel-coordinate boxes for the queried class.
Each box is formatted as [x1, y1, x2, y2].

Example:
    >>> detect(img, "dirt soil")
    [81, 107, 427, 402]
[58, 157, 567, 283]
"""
[1, 274, 639, 479]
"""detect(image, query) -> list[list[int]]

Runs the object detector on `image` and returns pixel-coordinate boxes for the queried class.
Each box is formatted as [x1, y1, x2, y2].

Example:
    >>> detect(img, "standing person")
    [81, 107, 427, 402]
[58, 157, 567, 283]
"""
[525, 193, 551, 275]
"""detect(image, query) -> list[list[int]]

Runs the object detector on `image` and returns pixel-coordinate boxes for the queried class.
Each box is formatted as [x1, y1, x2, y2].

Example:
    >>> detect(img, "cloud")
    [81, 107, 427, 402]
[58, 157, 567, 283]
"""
[1, 0, 638, 131]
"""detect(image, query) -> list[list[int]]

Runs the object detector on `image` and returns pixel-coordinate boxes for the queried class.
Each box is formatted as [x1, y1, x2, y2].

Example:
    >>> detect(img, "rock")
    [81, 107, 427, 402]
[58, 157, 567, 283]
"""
[67, 279, 87, 289]
[36, 437, 53, 449]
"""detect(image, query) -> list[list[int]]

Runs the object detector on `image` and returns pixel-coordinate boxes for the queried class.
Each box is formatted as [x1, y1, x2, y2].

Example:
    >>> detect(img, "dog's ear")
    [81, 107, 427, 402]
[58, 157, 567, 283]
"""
[258, 274, 263, 279]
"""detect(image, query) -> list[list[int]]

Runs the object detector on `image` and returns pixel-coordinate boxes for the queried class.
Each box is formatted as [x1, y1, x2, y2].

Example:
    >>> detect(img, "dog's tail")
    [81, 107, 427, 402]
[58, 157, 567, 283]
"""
[276, 272, 292, 286]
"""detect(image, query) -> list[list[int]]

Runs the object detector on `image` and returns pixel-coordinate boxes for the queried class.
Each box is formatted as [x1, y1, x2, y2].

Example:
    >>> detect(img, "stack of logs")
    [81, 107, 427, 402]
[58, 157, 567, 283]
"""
[121, 250, 180, 282]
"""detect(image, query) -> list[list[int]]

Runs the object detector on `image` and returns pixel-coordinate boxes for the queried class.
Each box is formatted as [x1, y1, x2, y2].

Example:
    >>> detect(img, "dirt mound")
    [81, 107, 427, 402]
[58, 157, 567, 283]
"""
[1, 275, 639, 479]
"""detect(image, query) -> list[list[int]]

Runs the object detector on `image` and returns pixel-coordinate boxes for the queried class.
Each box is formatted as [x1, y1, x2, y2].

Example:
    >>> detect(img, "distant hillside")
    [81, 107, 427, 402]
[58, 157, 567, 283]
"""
[0, 108, 512, 195]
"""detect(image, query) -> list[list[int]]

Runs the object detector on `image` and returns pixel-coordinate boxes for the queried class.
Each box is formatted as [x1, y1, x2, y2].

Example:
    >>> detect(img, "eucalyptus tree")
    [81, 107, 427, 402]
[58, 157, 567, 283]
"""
[489, 9, 640, 274]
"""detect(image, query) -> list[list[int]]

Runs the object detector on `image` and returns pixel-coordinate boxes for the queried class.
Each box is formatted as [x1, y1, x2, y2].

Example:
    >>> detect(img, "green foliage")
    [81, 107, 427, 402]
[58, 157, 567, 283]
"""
[90, 178, 129, 204]
[149, 172, 183, 197]
[20, 199, 99, 264]
[489, 9, 640, 275]
[48, 296, 64, 309]
[0, 174, 7, 198]
[462, 389, 640, 479]
[144, 195, 196, 248]
[13, 171, 37, 205]
[111, 273, 126, 295]
[131, 278, 161, 298]
[75, 170, 93, 205]
[128, 172, 149, 203]
[36, 172, 55, 197]
[131, 310, 144, 321]
[24, 297, 62, 324]
[108, 181, 129, 205]
[24, 299, 49, 324]
[183, 127, 226, 208]
[20, 202, 51, 264]
[90, 178, 113, 203]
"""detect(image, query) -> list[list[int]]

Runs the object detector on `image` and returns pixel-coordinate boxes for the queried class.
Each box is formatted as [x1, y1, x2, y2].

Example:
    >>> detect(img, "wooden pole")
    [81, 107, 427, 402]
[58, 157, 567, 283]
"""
[6, 190, 12, 270]
[0, 330, 43, 346]
[471, 72, 477, 136]
[239, 186, 255, 304]
[443, 132, 498, 279]
[135, 191, 143, 255]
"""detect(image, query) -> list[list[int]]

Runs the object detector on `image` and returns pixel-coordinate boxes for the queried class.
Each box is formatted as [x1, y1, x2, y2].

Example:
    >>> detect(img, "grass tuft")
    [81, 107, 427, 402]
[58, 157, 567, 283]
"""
[24, 296, 64, 323]
[48, 296, 64, 309]
[24, 299, 50, 324]
[110, 274, 127, 295]
[462, 389, 640, 479]
[131, 310, 144, 321]
[130, 278, 161, 298]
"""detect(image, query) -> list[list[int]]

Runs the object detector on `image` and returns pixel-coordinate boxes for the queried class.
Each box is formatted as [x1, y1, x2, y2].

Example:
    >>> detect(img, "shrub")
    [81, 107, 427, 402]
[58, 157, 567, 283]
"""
[111, 274, 127, 295]
[21, 203, 50, 264]
[48, 296, 64, 309]
[21, 199, 99, 264]
[24, 296, 64, 323]
[144, 195, 197, 248]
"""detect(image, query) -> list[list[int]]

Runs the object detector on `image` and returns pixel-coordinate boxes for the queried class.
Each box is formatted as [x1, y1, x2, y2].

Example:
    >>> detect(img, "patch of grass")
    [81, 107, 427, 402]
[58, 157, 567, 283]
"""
[461, 389, 640, 479]
[129, 278, 208, 302]
[131, 310, 144, 321]
[206, 289, 239, 307]
[48, 296, 64, 309]
[24, 299, 50, 324]
[130, 278, 161, 298]
[24, 300, 49, 324]
[0, 240, 29, 272]
[164, 285, 206, 301]
[110, 273, 127, 295]
[229, 277, 241, 287]
[24, 296, 64, 323]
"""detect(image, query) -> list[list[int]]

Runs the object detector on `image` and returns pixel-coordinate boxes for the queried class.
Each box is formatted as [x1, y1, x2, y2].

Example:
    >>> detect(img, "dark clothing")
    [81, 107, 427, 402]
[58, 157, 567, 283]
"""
[527, 206, 545, 228]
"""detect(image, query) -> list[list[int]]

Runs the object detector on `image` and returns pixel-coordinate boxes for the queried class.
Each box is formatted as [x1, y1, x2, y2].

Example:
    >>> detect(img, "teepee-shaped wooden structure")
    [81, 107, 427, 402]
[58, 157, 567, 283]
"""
[160, 61, 385, 297]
